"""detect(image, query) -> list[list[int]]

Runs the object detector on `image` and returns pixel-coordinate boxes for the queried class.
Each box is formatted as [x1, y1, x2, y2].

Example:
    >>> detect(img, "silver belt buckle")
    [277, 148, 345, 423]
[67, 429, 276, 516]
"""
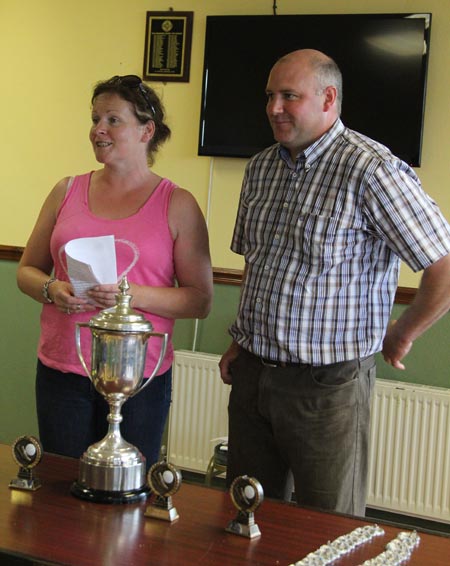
[260, 358, 278, 368]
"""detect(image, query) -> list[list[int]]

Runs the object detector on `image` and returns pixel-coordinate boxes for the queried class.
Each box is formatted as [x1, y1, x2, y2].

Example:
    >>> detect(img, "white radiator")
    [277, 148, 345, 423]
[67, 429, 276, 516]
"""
[367, 379, 450, 523]
[168, 350, 450, 523]
[167, 350, 228, 473]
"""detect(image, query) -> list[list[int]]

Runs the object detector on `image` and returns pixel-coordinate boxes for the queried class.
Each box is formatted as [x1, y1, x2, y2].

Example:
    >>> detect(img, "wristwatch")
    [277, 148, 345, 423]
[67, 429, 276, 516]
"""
[42, 277, 57, 303]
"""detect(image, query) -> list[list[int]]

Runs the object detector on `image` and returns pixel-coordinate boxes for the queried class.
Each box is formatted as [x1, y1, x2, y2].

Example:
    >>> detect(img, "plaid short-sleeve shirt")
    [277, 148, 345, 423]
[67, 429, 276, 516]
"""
[229, 120, 450, 365]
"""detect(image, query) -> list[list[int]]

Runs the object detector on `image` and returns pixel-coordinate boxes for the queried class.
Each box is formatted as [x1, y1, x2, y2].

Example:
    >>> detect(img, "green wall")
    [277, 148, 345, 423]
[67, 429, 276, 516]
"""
[1, 260, 449, 445]
[1, 261, 41, 442]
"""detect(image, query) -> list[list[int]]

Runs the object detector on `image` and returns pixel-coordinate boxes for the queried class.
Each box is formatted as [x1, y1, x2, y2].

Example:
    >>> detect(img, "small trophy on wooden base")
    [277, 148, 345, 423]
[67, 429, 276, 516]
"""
[144, 460, 182, 522]
[9, 436, 43, 491]
[226, 475, 264, 539]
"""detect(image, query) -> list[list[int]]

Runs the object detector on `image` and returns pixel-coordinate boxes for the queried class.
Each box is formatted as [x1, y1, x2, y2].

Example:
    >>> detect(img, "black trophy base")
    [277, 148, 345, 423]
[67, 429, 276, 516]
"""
[70, 481, 150, 504]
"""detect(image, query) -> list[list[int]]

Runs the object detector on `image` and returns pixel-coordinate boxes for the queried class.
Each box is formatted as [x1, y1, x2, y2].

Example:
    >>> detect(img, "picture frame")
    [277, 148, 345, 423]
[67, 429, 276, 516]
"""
[143, 11, 193, 83]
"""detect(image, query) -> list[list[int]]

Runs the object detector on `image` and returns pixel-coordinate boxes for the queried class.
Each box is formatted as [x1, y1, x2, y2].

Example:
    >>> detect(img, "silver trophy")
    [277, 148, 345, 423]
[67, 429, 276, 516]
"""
[71, 277, 168, 503]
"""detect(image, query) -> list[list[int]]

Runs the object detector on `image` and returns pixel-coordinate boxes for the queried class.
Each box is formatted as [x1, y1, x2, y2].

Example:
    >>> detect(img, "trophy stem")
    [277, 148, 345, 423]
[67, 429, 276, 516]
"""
[105, 396, 125, 446]
[108, 395, 124, 422]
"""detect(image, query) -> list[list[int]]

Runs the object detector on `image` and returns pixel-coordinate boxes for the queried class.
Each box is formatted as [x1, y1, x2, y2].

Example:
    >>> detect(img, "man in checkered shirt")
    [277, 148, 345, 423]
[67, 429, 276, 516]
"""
[219, 49, 450, 516]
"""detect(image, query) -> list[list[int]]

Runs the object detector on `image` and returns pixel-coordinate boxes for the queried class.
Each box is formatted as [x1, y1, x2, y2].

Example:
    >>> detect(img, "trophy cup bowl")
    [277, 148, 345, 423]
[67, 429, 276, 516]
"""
[70, 277, 168, 504]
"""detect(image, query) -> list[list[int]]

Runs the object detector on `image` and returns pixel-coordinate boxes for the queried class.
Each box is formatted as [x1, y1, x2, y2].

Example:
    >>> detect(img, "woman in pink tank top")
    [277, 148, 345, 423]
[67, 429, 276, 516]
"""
[17, 75, 213, 475]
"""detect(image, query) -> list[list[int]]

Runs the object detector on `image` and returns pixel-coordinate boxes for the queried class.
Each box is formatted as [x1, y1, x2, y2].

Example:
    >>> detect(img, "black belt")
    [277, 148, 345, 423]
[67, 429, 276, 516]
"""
[247, 350, 374, 370]
[244, 350, 305, 368]
[259, 357, 305, 368]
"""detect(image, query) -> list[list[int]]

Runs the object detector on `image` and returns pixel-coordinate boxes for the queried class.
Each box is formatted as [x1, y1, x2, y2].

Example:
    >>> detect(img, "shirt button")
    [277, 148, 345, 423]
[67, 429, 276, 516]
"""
[283, 202, 288, 208]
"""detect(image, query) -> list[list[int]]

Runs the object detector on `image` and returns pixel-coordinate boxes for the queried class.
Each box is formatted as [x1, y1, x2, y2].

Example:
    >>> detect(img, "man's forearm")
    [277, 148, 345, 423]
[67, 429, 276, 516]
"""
[382, 253, 450, 369]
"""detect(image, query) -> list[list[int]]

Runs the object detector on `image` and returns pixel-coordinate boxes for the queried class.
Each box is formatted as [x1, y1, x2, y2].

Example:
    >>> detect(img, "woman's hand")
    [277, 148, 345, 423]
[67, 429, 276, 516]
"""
[87, 283, 121, 310]
[50, 280, 96, 315]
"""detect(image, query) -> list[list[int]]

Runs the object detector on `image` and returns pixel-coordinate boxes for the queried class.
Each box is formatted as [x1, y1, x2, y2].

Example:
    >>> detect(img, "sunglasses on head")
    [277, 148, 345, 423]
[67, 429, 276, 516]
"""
[112, 75, 156, 117]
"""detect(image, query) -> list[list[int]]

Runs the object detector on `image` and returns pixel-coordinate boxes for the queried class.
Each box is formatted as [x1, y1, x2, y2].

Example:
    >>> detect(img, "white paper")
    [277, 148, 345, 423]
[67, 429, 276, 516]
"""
[65, 236, 117, 300]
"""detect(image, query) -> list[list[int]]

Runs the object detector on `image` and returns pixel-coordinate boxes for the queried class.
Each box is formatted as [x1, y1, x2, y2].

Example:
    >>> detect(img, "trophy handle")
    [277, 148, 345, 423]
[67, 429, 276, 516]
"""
[131, 332, 169, 397]
[75, 322, 92, 379]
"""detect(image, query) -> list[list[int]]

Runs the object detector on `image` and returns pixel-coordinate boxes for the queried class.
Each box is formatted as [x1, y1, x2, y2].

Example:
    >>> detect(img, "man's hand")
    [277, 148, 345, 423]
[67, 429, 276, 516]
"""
[219, 341, 241, 385]
[382, 320, 412, 370]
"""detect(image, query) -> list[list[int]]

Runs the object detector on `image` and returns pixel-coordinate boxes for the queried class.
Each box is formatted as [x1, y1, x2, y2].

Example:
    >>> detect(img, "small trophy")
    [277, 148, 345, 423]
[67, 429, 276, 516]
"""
[9, 435, 43, 491]
[144, 460, 182, 522]
[226, 475, 264, 539]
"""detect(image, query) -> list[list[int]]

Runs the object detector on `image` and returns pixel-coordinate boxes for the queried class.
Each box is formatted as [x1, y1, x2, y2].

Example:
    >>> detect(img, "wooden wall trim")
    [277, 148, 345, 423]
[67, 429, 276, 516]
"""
[0, 245, 24, 262]
[393, 286, 417, 305]
[211, 267, 243, 286]
[1, 245, 416, 304]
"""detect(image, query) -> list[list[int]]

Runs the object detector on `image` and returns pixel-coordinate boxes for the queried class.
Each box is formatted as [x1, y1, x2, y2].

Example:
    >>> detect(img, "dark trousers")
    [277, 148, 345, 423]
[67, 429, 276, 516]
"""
[36, 359, 172, 471]
[227, 349, 376, 516]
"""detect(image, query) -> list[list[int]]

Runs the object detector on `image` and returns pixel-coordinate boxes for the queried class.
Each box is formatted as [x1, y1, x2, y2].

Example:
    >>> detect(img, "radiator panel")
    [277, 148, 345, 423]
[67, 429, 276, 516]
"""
[168, 350, 450, 523]
[167, 350, 228, 473]
[367, 380, 450, 523]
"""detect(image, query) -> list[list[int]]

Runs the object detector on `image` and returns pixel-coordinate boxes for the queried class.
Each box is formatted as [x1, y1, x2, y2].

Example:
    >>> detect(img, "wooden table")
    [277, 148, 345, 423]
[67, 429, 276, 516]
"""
[0, 443, 449, 565]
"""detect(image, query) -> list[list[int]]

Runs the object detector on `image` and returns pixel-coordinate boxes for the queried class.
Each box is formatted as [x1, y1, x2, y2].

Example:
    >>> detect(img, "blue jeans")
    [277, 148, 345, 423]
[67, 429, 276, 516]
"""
[227, 349, 376, 516]
[36, 360, 172, 471]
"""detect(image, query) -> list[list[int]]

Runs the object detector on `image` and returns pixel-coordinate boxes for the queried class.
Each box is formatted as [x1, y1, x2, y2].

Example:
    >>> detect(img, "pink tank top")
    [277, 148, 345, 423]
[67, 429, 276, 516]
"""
[38, 172, 176, 376]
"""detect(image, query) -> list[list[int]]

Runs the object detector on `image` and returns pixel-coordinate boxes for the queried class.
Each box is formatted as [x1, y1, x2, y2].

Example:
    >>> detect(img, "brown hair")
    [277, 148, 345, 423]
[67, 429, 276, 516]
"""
[91, 75, 171, 165]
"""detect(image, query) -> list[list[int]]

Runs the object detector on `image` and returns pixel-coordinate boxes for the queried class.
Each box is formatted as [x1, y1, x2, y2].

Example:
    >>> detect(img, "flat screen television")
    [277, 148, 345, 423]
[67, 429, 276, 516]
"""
[198, 13, 431, 166]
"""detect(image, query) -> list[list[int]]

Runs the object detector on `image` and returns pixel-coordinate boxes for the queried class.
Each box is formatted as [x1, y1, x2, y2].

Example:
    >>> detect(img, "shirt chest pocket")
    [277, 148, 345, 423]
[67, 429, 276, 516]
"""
[294, 213, 363, 267]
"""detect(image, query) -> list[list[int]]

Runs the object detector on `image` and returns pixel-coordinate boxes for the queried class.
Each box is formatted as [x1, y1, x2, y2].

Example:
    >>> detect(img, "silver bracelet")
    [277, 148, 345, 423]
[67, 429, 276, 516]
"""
[358, 530, 420, 565]
[42, 277, 57, 303]
[289, 524, 385, 566]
